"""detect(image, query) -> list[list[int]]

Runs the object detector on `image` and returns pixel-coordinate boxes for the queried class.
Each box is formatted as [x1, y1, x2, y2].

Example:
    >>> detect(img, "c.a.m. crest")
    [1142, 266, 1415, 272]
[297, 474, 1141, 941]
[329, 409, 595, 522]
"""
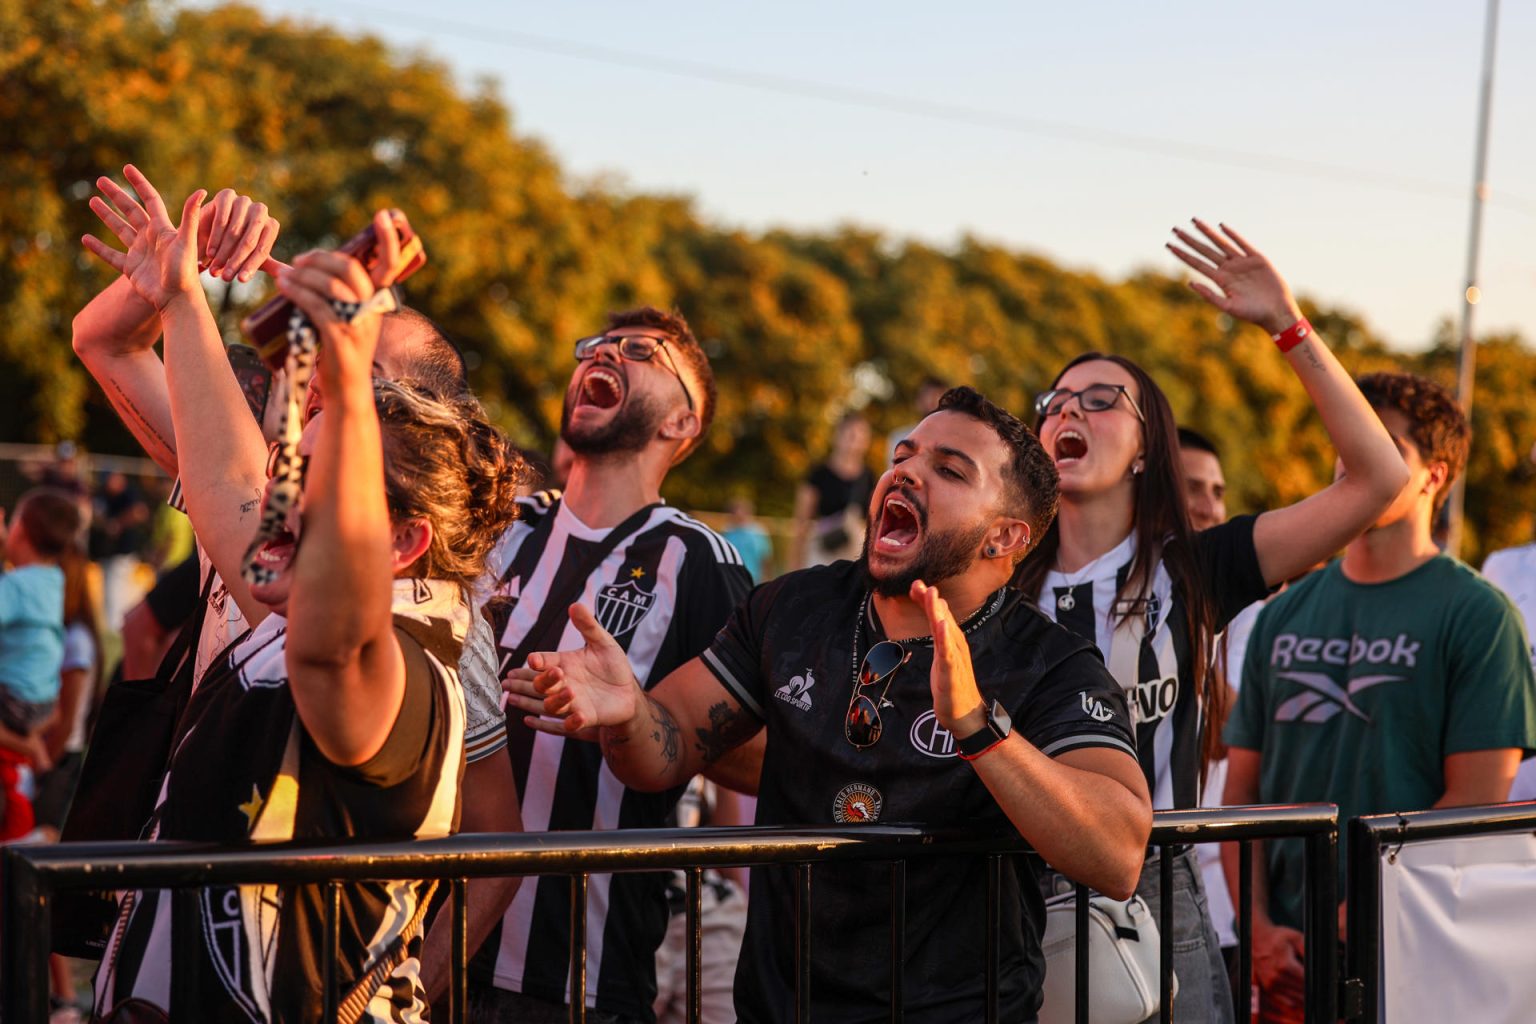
[595, 579, 656, 637]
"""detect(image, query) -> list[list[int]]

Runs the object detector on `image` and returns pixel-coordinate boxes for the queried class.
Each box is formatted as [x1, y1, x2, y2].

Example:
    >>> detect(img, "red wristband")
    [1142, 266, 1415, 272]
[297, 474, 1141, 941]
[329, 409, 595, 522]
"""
[1272, 317, 1313, 353]
[958, 736, 1007, 762]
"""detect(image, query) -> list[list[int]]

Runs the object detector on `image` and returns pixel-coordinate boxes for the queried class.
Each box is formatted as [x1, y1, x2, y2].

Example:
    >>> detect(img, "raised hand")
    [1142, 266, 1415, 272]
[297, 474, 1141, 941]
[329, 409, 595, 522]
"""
[911, 580, 984, 732]
[511, 604, 643, 734]
[83, 165, 205, 313]
[1166, 218, 1303, 335]
[272, 210, 405, 394]
[199, 188, 283, 283]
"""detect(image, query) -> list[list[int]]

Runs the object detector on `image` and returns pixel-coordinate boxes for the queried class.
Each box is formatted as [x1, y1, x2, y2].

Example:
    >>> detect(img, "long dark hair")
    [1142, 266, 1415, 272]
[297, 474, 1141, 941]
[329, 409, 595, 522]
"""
[1013, 352, 1225, 779]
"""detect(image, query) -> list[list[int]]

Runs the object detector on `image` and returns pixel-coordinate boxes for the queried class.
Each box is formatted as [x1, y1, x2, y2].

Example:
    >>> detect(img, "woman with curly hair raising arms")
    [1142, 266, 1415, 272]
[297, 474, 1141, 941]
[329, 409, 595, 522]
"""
[81, 166, 528, 1023]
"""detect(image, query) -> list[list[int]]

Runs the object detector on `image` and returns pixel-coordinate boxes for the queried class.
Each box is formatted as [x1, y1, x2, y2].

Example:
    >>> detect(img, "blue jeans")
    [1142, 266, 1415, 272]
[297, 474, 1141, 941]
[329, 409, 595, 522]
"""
[1134, 846, 1234, 1024]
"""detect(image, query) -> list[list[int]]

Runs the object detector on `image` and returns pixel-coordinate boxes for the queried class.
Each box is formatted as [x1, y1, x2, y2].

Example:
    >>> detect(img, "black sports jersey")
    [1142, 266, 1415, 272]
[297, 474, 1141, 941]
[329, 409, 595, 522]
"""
[93, 579, 469, 1023]
[1038, 515, 1267, 809]
[702, 560, 1136, 1023]
[473, 492, 752, 1020]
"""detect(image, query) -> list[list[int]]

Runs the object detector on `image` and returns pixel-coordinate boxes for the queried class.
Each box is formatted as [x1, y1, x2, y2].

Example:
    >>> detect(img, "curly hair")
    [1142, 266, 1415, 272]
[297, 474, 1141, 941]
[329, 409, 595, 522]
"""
[1356, 371, 1470, 518]
[373, 380, 531, 597]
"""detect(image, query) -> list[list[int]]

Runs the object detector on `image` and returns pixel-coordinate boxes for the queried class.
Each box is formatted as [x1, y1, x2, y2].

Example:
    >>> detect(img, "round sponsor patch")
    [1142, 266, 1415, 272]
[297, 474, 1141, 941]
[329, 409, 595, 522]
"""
[832, 782, 884, 823]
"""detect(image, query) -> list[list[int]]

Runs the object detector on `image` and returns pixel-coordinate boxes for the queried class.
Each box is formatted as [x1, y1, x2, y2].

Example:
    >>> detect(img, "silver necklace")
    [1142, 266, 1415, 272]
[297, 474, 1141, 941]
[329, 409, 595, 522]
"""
[851, 586, 1007, 684]
[1053, 563, 1095, 612]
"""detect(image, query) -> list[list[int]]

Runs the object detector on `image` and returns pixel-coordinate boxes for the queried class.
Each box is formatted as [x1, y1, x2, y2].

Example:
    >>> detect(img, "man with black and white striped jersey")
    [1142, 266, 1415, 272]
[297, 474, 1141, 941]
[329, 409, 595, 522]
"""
[455, 306, 755, 1024]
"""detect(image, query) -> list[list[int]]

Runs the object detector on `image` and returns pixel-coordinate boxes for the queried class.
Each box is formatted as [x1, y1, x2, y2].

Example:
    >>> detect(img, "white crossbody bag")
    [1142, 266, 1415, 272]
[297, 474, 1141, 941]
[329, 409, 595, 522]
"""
[1037, 602, 1176, 1023]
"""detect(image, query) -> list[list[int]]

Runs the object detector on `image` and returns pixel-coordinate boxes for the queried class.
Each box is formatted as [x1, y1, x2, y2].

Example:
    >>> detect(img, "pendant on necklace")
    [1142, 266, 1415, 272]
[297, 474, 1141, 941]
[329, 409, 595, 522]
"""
[1057, 590, 1076, 612]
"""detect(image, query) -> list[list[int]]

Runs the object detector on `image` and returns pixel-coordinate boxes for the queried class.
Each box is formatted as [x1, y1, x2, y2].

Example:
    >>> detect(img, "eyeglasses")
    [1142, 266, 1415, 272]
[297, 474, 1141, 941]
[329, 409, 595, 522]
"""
[266, 441, 310, 482]
[1033, 383, 1147, 424]
[573, 332, 695, 411]
[845, 640, 911, 749]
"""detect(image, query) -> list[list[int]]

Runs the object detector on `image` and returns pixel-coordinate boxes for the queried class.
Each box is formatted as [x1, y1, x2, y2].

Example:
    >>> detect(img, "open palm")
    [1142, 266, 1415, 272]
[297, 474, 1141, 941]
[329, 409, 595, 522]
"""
[1166, 219, 1301, 334]
[525, 603, 643, 733]
[83, 165, 204, 312]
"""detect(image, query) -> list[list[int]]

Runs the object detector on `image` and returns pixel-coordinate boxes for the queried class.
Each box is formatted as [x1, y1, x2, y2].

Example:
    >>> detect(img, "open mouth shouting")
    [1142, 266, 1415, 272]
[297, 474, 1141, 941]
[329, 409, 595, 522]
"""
[873, 490, 925, 555]
[1053, 429, 1088, 467]
[575, 365, 626, 411]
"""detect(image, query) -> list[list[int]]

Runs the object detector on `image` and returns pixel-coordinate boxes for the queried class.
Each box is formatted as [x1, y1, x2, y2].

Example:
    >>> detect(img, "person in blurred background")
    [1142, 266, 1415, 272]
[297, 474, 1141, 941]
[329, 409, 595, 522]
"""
[1177, 426, 1227, 532]
[792, 411, 873, 568]
[721, 493, 772, 583]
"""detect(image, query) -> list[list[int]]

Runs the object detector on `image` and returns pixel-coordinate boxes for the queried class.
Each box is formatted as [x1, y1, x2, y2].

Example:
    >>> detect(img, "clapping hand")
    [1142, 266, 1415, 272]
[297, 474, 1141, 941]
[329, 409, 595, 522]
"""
[1166, 219, 1304, 336]
[503, 604, 642, 735]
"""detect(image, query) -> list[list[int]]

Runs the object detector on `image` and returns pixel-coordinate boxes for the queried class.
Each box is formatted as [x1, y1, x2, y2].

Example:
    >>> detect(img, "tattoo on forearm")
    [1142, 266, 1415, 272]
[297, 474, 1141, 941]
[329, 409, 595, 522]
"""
[108, 379, 174, 457]
[1300, 341, 1324, 372]
[240, 497, 260, 514]
[645, 696, 681, 765]
[694, 701, 754, 765]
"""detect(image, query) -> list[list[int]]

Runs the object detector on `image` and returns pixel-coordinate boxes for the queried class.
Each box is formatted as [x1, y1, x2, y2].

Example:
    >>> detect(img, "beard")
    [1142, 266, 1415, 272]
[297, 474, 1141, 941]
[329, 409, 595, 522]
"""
[561, 388, 666, 457]
[860, 514, 991, 598]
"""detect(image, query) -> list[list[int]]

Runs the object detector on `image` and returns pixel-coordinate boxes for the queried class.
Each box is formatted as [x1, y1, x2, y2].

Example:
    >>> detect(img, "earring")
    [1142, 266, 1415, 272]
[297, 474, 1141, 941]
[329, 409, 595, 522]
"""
[985, 546, 998, 557]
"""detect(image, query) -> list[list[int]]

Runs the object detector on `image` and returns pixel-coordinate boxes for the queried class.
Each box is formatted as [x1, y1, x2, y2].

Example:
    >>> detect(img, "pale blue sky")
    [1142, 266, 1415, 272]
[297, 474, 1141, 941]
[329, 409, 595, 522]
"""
[205, 0, 1536, 352]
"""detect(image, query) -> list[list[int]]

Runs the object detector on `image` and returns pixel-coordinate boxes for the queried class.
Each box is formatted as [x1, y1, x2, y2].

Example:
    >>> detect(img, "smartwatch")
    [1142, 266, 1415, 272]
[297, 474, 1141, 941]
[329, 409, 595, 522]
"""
[956, 699, 1012, 761]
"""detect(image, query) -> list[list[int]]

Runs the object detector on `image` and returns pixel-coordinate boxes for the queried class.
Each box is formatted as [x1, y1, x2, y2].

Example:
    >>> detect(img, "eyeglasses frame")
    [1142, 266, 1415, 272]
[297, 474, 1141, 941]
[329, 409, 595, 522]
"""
[573, 331, 695, 412]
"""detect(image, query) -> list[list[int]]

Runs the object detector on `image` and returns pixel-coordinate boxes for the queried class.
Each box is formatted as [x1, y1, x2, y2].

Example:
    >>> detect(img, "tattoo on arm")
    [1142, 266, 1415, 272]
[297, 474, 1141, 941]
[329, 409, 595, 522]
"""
[645, 695, 681, 765]
[108, 379, 175, 457]
[240, 497, 261, 514]
[1300, 341, 1324, 372]
[694, 701, 755, 765]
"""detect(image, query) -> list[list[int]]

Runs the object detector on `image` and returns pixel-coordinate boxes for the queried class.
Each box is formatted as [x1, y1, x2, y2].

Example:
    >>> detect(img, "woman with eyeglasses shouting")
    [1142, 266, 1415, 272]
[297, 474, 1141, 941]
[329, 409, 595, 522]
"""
[1014, 219, 1409, 1023]
[81, 167, 528, 1022]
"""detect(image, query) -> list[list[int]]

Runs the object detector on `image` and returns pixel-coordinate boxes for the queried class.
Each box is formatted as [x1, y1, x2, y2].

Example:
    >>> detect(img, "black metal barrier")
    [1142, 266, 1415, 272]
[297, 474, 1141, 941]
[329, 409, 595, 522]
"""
[3, 804, 1339, 1023]
[1344, 800, 1536, 1022]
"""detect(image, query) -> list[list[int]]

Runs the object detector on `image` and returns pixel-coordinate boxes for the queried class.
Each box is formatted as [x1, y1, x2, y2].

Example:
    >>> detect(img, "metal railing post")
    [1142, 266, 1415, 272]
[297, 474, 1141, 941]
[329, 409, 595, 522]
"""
[1345, 817, 1383, 1022]
[1237, 840, 1253, 1023]
[2, 850, 50, 1024]
[569, 872, 588, 1024]
[450, 877, 468, 1024]
[1304, 828, 1339, 1022]
[172, 888, 203, 1016]
[1159, 848, 1174, 1024]
[795, 862, 812, 1024]
[984, 854, 1000, 1024]
[686, 866, 702, 1024]
[1074, 882, 1090, 1024]
[889, 859, 905, 1022]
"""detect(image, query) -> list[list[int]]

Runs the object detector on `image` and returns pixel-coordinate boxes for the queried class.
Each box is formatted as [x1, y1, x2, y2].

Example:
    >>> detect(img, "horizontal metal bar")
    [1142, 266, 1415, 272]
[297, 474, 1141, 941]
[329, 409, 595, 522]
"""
[13, 807, 1343, 892]
[1352, 801, 1536, 844]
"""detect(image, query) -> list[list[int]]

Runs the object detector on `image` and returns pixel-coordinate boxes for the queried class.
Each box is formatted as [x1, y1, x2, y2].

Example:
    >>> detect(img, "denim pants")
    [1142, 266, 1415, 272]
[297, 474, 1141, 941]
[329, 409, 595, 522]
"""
[1134, 846, 1235, 1024]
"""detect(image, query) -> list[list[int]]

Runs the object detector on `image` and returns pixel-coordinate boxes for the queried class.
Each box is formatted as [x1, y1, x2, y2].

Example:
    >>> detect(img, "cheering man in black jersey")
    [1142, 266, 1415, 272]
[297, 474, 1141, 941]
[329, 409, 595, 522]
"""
[461, 308, 754, 1024]
[509, 387, 1153, 1022]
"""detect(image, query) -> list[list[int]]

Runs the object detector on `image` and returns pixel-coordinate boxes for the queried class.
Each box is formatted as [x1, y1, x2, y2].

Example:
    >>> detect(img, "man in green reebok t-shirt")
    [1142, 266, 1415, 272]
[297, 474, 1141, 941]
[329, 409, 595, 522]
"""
[1222, 371, 1536, 1023]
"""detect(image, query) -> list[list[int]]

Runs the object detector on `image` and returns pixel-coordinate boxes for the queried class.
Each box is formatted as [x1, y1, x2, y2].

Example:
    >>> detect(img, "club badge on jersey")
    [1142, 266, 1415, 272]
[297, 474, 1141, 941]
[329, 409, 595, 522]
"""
[595, 571, 656, 637]
[832, 782, 884, 823]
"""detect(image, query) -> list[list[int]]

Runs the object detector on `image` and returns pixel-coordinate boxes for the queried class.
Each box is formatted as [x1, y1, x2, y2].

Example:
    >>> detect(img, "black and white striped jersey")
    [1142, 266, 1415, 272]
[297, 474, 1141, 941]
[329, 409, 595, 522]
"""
[93, 579, 469, 1023]
[472, 491, 753, 1020]
[1035, 516, 1267, 810]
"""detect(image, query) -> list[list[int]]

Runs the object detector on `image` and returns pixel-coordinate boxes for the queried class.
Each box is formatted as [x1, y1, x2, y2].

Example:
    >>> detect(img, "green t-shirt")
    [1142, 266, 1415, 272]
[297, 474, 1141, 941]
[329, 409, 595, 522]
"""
[1224, 554, 1536, 929]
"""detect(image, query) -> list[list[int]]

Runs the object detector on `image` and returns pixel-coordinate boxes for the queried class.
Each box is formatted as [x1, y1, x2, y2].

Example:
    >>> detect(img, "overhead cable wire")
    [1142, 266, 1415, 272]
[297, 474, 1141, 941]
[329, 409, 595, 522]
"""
[296, 0, 1535, 217]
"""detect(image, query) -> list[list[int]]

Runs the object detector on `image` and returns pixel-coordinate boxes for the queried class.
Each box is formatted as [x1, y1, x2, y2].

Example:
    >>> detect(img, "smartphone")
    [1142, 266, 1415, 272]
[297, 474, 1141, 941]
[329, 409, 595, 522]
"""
[224, 344, 273, 424]
[239, 209, 427, 370]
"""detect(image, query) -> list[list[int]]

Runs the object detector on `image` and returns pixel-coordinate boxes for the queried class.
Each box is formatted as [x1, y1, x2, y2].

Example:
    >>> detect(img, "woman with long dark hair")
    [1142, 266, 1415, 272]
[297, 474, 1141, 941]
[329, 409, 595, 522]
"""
[82, 169, 528, 1021]
[1015, 220, 1408, 1021]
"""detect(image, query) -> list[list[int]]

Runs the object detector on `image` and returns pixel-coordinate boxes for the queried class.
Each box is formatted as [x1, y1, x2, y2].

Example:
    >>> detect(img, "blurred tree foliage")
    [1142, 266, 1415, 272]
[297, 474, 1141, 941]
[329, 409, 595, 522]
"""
[3, 0, 1533, 563]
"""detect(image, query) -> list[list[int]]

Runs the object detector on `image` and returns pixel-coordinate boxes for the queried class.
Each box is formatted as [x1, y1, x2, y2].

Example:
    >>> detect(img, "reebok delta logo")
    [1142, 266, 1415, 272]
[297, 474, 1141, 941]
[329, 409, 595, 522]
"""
[773, 669, 815, 711]
[1268, 631, 1419, 724]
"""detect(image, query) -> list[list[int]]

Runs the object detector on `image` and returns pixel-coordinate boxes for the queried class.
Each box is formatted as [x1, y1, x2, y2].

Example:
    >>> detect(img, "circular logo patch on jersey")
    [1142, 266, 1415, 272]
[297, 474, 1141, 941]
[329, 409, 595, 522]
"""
[832, 782, 884, 823]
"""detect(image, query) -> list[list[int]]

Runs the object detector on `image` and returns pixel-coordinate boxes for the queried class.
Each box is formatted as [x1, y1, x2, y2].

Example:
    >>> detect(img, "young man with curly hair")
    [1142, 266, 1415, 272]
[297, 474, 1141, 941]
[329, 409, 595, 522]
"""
[1222, 371, 1536, 1023]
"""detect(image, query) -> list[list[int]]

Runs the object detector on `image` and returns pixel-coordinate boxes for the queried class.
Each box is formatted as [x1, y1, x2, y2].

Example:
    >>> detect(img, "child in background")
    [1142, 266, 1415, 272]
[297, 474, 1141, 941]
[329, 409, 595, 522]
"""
[0, 489, 84, 823]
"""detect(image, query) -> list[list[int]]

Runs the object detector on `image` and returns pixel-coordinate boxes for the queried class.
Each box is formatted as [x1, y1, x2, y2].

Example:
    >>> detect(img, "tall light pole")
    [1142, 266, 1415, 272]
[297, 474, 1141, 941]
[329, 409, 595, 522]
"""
[1445, 0, 1500, 558]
